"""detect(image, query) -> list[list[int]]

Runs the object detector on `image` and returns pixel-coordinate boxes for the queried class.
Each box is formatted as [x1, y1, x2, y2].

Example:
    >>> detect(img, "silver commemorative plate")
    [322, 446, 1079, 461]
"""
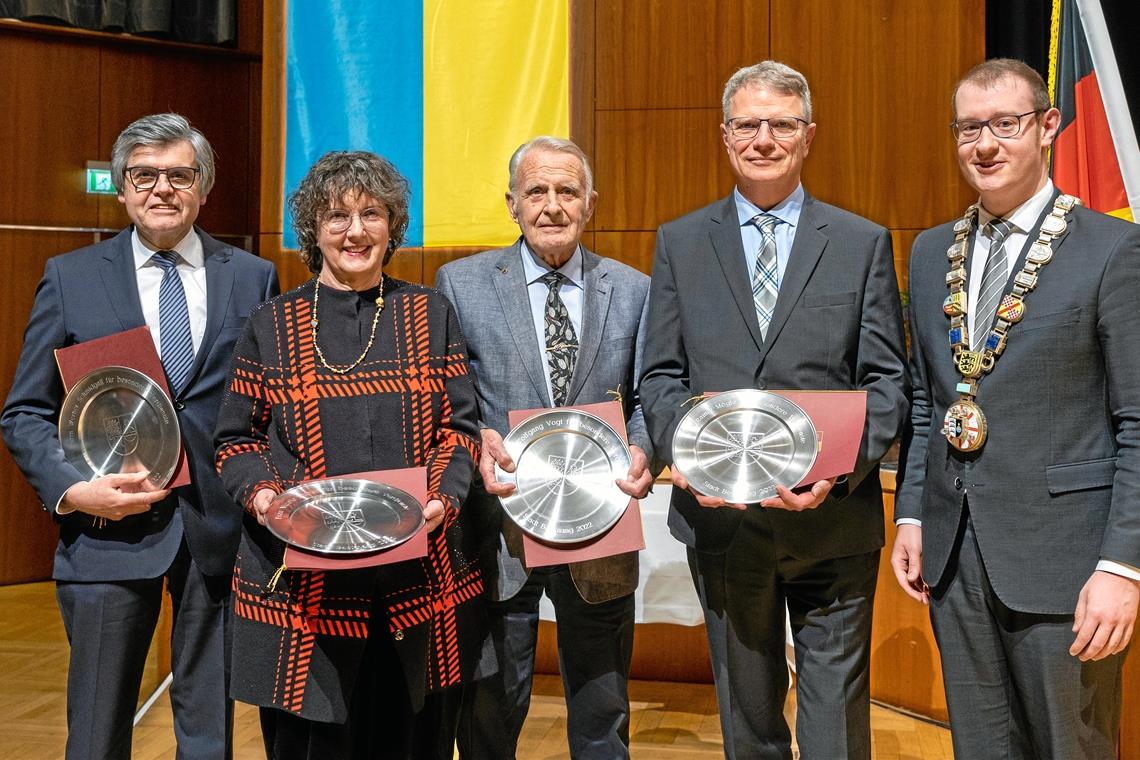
[672, 390, 818, 503]
[58, 366, 181, 488]
[266, 479, 425, 554]
[496, 409, 632, 543]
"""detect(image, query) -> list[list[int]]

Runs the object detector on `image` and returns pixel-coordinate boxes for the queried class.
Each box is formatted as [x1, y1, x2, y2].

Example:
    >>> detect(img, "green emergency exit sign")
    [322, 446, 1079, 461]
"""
[86, 161, 115, 194]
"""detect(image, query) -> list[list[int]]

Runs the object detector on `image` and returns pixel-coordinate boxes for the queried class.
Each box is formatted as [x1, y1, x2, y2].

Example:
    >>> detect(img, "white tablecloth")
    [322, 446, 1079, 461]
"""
[537, 487, 703, 626]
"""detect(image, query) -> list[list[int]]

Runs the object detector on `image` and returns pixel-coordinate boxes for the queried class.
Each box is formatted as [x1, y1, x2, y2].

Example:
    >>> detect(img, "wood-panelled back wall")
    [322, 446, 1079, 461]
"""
[0, 11, 263, 584]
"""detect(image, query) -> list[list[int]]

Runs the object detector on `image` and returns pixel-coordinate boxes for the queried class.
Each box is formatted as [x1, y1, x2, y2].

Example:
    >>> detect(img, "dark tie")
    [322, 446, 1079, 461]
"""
[541, 271, 578, 406]
[151, 251, 194, 395]
[751, 213, 780, 339]
[972, 219, 1014, 352]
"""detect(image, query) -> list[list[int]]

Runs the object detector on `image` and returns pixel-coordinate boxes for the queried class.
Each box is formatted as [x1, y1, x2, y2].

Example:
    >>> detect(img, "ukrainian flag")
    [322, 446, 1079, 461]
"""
[284, 0, 570, 249]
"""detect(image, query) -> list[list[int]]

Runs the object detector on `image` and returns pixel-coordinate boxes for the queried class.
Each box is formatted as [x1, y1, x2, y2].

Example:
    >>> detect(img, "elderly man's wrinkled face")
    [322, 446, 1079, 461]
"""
[506, 149, 597, 268]
[117, 141, 205, 250]
[317, 190, 391, 290]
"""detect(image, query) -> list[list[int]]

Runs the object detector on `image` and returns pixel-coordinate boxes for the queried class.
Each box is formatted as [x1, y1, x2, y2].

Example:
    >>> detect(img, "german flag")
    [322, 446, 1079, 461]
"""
[1049, 0, 1139, 221]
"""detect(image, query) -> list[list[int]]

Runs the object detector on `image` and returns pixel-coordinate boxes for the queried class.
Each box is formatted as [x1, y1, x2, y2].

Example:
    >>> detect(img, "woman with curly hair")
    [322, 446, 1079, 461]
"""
[215, 151, 486, 759]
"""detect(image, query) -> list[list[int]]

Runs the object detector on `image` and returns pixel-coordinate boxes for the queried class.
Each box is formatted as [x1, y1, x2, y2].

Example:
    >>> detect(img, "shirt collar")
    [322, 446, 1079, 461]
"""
[976, 180, 1055, 235]
[132, 227, 204, 271]
[734, 184, 805, 230]
[520, 238, 584, 289]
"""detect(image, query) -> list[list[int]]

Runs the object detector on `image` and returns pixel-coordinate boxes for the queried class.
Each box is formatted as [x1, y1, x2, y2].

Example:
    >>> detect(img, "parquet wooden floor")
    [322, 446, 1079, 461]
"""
[1, 582, 951, 759]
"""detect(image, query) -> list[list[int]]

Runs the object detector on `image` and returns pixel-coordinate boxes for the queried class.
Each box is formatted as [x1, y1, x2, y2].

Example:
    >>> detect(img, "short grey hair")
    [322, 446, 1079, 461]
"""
[110, 113, 215, 196]
[722, 61, 813, 123]
[508, 136, 594, 195]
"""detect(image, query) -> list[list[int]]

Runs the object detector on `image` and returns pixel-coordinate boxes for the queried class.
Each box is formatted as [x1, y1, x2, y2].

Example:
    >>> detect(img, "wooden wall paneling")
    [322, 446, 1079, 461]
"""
[0, 230, 99, 585]
[569, 0, 596, 163]
[871, 477, 948, 722]
[259, 0, 287, 240]
[96, 48, 254, 236]
[236, 0, 264, 56]
[593, 231, 655, 275]
[593, 108, 735, 232]
[770, 0, 983, 230]
[0, 33, 102, 227]
[595, 0, 770, 110]
[386, 249, 423, 286]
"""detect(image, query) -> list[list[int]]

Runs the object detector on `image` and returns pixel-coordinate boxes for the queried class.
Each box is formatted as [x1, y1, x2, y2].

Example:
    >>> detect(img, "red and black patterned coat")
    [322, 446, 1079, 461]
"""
[215, 277, 485, 723]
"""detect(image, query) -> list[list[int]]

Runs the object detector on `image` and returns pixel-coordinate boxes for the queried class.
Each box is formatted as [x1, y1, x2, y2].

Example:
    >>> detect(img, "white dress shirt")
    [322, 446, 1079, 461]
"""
[520, 240, 584, 406]
[132, 228, 208, 358]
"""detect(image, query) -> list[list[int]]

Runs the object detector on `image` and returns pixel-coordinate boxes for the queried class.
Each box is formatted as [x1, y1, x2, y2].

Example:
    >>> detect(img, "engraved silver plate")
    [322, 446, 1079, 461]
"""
[266, 479, 424, 554]
[1027, 242, 1054, 264]
[1040, 214, 1067, 236]
[58, 366, 181, 488]
[672, 390, 818, 503]
[496, 410, 632, 543]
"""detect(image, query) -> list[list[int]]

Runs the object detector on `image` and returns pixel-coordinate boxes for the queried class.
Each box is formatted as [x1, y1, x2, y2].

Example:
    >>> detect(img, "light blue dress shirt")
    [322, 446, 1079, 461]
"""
[520, 240, 584, 405]
[734, 184, 805, 286]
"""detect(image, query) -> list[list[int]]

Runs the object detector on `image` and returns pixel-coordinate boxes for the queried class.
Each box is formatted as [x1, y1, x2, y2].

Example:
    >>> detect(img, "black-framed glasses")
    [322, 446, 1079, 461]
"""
[124, 166, 200, 191]
[950, 110, 1043, 144]
[725, 116, 809, 140]
[322, 207, 388, 234]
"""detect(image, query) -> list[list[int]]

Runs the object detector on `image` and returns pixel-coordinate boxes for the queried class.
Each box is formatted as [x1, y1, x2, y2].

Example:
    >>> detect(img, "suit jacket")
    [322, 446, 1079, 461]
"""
[896, 199, 1140, 614]
[435, 240, 653, 603]
[640, 193, 910, 558]
[1, 226, 279, 580]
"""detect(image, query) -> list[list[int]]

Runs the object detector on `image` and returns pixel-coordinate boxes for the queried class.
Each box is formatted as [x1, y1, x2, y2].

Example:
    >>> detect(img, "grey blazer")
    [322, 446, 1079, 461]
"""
[435, 240, 653, 603]
[896, 199, 1140, 614]
[640, 193, 910, 558]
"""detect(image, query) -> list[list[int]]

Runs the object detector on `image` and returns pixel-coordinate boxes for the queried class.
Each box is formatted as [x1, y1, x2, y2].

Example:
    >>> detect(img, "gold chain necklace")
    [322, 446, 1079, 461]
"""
[311, 275, 385, 374]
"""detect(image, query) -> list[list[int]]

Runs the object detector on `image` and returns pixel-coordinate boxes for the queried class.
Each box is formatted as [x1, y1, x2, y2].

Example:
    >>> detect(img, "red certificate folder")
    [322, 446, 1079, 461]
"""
[54, 326, 191, 488]
[506, 400, 646, 569]
[771, 390, 867, 487]
[283, 466, 429, 570]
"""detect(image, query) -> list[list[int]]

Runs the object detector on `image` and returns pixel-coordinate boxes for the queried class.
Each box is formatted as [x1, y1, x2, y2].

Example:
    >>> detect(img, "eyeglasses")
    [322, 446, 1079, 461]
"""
[322, 207, 388, 234]
[725, 116, 809, 140]
[124, 166, 200, 191]
[950, 110, 1043, 144]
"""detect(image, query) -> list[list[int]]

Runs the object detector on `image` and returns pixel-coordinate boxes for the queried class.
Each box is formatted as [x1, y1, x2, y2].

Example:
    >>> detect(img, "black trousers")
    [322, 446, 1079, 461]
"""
[55, 541, 233, 760]
[260, 589, 460, 760]
[457, 565, 635, 760]
[931, 515, 1125, 759]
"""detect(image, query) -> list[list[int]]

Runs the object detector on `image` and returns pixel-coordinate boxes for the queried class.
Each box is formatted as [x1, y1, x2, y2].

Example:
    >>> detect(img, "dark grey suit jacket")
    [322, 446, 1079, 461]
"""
[435, 240, 652, 603]
[641, 192, 910, 558]
[896, 200, 1140, 614]
[2, 227, 279, 580]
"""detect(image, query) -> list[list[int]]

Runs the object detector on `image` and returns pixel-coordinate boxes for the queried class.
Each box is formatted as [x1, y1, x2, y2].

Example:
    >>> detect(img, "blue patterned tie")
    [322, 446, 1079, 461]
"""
[151, 251, 194, 395]
[751, 213, 781, 339]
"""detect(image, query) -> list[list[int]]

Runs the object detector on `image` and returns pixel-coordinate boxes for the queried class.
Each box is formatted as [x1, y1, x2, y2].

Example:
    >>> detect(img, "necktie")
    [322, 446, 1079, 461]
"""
[972, 219, 1014, 352]
[541, 271, 578, 406]
[751, 213, 780, 339]
[151, 251, 194, 395]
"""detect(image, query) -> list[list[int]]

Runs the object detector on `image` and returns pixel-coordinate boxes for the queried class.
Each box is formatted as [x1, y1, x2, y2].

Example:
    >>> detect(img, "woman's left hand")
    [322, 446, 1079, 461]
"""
[423, 499, 446, 533]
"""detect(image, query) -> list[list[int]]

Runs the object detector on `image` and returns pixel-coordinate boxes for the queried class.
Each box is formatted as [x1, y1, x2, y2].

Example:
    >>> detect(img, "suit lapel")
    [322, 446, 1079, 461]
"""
[565, 249, 610, 405]
[759, 194, 828, 364]
[185, 229, 235, 390]
[100, 228, 146, 331]
[709, 197, 765, 352]
[492, 243, 552, 405]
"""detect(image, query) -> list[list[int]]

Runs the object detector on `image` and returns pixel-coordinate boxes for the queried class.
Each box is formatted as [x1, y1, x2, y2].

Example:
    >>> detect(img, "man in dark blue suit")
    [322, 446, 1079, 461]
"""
[2, 113, 279, 760]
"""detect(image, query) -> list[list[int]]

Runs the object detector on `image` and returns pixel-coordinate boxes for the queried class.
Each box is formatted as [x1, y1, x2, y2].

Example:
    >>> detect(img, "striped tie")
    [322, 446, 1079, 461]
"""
[151, 251, 194, 395]
[972, 219, 1014, 352]
[541, 271, 577, 406]
[751, 213, 780, 339]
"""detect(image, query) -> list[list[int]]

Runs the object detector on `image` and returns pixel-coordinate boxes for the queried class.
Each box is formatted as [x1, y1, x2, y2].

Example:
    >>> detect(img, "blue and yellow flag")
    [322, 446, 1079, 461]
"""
[283, 0, 570, 248]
